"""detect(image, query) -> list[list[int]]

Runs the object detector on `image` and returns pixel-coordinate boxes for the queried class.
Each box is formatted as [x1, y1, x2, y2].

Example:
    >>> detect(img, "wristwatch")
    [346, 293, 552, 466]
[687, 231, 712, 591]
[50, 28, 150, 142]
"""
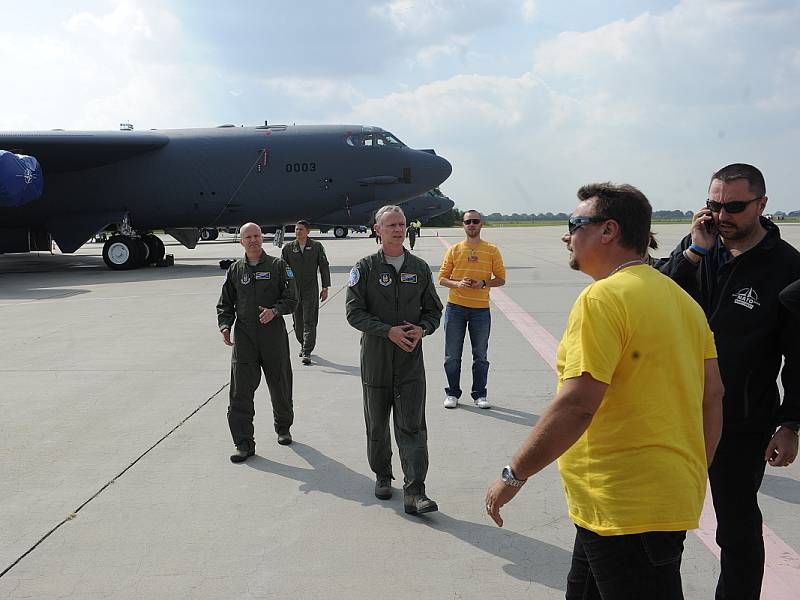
[501, 465, 526, 488]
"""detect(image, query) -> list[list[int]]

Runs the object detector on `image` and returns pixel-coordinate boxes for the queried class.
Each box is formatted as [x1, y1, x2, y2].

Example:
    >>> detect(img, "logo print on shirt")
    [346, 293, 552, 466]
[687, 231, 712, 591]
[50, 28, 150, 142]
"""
[255, 272, 271, 280]
[732, 287, 760, 310]
[400, 272, 418, 284]
[241, 273, 252, 285]
[378, 273, 393, 287]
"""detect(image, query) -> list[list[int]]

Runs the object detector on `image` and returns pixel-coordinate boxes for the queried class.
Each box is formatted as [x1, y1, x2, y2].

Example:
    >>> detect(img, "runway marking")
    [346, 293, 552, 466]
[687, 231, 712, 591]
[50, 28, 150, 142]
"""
[437, 236, 800, 598]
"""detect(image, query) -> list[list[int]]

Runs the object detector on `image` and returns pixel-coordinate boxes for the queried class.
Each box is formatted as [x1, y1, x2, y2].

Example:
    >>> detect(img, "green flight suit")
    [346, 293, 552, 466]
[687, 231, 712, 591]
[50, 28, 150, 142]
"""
[345, 249, 443, 494]
[281, 238, 331, 356]
[217, 251, 298, 450]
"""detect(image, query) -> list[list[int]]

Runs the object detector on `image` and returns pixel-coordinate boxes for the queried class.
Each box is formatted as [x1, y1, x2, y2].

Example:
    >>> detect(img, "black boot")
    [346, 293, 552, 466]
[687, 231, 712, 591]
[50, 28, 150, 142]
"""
[230, 442, 255, 463]
[404, 493, 438, 515]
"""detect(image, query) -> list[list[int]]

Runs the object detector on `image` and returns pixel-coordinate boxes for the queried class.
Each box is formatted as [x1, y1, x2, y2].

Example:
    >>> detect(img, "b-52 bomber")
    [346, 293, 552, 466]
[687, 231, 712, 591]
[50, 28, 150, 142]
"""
[0, 124, 451, 269]
[315, 187, 455, 238]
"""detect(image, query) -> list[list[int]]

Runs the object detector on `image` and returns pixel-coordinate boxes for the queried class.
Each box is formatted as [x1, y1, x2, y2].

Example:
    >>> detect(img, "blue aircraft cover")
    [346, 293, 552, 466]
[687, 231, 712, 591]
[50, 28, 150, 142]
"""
[0, 150, 44, 207]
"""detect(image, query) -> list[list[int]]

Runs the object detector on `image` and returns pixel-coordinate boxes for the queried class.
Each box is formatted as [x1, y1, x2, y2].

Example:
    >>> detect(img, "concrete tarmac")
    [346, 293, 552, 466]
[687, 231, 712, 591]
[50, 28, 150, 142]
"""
[1, 224, 799, 599]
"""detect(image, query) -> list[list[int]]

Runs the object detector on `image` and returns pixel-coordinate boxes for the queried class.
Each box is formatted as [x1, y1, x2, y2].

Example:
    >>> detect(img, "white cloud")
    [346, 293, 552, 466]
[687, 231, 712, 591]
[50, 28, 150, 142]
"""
[65, 0, 155, 39]
[521, 0, 538, 23]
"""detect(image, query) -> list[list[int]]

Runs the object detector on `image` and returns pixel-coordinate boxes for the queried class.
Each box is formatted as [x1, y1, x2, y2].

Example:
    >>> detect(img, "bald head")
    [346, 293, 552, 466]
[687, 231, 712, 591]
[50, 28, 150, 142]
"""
[240, 222, 264, 259]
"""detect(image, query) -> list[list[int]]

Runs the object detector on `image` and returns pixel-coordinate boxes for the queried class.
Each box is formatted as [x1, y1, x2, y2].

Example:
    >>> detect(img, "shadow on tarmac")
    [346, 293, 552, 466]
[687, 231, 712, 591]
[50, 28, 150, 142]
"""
[760, 474, 800, 504]
[307, 355, 361, 377]
[0, 254, 226, 300]
[247, 442, 570, 590]
[455, 404, 539, 427]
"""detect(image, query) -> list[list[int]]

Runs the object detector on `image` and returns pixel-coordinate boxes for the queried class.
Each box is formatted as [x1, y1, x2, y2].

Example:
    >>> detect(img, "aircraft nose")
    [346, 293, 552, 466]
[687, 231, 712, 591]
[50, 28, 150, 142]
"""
[414, 152, 452, 191]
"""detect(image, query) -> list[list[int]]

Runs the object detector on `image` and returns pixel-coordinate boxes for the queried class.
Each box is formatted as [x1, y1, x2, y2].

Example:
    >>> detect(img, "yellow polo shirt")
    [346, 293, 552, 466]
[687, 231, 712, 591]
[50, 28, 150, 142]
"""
[438, 239, 506, 308]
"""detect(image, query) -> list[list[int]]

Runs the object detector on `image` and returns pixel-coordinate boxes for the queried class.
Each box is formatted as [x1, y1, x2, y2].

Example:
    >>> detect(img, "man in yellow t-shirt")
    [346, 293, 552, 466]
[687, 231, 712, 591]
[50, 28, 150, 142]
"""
[484, 183, 724, 599]
[438, 210, 506, 409]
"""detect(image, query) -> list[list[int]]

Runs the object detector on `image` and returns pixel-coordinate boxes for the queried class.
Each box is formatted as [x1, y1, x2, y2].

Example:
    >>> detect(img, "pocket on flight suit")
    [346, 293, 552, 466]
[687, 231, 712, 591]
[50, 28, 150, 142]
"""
[393, 377, 427, 435]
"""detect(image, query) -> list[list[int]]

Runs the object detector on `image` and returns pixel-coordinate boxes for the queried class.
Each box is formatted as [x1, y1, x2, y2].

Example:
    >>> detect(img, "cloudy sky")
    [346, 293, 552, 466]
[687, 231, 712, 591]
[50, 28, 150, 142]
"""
[2, 0, 798, 214]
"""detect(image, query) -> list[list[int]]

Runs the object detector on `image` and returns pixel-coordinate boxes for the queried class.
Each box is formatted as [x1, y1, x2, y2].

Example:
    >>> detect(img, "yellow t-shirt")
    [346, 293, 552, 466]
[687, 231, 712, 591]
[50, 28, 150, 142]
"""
[556, 265, 716, 536]
[438, 239, 506, 308]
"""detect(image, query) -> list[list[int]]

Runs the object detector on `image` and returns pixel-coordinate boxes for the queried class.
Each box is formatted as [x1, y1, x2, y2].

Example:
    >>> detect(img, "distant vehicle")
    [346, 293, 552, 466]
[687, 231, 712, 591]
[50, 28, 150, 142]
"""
[314, 187, 454, 238]
[0, 125, 451, 269]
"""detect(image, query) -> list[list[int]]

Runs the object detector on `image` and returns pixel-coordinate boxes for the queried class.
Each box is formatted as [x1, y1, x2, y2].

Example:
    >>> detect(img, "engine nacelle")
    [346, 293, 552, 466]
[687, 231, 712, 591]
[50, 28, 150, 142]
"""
[0, 150, 44, 208]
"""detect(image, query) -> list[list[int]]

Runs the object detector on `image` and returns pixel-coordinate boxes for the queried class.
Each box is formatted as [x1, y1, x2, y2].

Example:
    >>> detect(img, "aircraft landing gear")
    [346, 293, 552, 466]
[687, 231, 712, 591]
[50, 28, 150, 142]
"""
[200, 228, 219, 241]
[333, 226, 348, 239]
[273, 227, 285, 247]
[103, 235, 145, 270]
[102, 233, 166, 269]
[142, 233, 165, 265]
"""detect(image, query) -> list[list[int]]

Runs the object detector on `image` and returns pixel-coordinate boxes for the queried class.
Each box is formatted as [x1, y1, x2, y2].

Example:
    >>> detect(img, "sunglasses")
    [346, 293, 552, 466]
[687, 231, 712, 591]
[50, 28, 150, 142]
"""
[706, 196, 762, 214]
[568, 215, 607, 234]
[463, 219, 481, 225]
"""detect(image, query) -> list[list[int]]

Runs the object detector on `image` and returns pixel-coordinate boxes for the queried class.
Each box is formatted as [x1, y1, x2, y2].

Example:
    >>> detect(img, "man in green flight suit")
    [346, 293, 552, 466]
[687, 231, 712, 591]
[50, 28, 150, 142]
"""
[346, 205, 443, 514]
[217, 222, 298, 463]
[281, 220, 331, 365]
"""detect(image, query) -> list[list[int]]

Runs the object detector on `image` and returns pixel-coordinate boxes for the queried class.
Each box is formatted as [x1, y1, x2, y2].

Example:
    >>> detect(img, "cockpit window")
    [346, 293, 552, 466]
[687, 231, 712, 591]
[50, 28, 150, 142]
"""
[381, 132, 404, 146]
[346, 128, 405, 148]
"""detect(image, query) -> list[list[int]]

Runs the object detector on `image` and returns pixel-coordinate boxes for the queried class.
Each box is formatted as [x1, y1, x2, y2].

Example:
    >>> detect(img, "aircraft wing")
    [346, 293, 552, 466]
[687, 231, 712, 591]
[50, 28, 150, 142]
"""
[0, 131, 170, 172]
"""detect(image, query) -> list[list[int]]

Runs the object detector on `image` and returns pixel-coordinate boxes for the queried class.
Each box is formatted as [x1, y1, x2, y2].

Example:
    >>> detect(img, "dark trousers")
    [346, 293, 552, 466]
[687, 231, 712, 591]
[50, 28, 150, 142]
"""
[228, 320, 293, 449]
[566, 526, 687, 600]
[362, 379, 428, 494]
[709, 430, 773, 600]
[292, 291, 319, 356]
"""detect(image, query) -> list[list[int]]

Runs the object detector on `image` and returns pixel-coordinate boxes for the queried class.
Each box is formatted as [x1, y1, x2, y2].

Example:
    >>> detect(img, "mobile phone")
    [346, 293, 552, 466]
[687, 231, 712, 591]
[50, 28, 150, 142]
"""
[704, 217, 716, 234]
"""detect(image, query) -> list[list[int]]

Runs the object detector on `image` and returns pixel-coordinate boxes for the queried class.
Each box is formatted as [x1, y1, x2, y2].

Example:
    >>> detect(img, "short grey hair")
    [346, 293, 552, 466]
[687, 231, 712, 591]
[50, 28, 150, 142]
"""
[375, 205, 405, 225]
[463, 209, 482, 219]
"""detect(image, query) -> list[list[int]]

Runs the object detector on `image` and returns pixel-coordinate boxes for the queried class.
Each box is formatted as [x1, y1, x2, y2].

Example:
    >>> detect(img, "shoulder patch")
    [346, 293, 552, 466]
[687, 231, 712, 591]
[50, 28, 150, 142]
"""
[286, 267, 294, 279]
[348, 266, 360, 287]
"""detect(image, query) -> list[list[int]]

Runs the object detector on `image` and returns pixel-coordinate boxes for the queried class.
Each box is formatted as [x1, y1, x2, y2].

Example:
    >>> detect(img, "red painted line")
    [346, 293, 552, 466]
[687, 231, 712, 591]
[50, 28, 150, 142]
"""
[436, 235, 800, 597]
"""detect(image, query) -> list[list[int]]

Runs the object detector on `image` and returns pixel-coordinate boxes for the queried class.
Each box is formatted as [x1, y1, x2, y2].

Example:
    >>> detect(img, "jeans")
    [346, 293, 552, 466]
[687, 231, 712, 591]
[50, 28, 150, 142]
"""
[566, 525, 687, 600]
[708, 429, 773, 600]
[443, 303, 490, 400]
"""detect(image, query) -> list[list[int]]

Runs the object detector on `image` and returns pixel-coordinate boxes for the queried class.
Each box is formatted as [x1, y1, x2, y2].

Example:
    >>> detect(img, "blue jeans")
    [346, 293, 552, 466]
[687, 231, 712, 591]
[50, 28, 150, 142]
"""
[443, 303, 490, 400]
[566, 525, 687, 599]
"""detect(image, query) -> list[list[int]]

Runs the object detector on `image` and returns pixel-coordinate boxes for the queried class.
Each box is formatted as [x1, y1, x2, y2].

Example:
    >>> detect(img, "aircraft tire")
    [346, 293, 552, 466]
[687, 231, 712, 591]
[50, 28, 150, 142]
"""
[103, 235, 142, 270]
[135, 238, 149, 268]
[143, 234, 165, 265]
[333, 226, 348, 238]
[200, 228, 219, 241]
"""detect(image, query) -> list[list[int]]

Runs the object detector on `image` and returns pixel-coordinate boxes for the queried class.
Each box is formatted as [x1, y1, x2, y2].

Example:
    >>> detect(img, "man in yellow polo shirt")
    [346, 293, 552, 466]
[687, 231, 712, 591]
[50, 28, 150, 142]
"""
[484, 183, 724, 598]
[438, 209, 506, 409]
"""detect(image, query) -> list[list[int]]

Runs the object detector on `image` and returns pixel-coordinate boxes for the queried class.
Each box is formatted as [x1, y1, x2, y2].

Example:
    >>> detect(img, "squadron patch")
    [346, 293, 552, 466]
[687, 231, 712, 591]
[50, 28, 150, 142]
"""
[286, 268, 294, 279]
[378, 272, 393, 287]
[347, 266, 360, 287]
[241, 272, 252, 285]
[255, 271, 271, 280]
[400, 272, 418, 284]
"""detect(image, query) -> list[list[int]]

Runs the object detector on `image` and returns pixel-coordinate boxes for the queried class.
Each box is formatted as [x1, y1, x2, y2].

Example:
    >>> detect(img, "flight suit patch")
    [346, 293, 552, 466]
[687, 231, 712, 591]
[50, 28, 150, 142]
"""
[400, 273, 418, 284]
[255, 271, 271, 280]
[241, 273, 252, 285]
[378, 273, 392, 287]
[286, 268, 294, 279]
[348, 266, 360, 287]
